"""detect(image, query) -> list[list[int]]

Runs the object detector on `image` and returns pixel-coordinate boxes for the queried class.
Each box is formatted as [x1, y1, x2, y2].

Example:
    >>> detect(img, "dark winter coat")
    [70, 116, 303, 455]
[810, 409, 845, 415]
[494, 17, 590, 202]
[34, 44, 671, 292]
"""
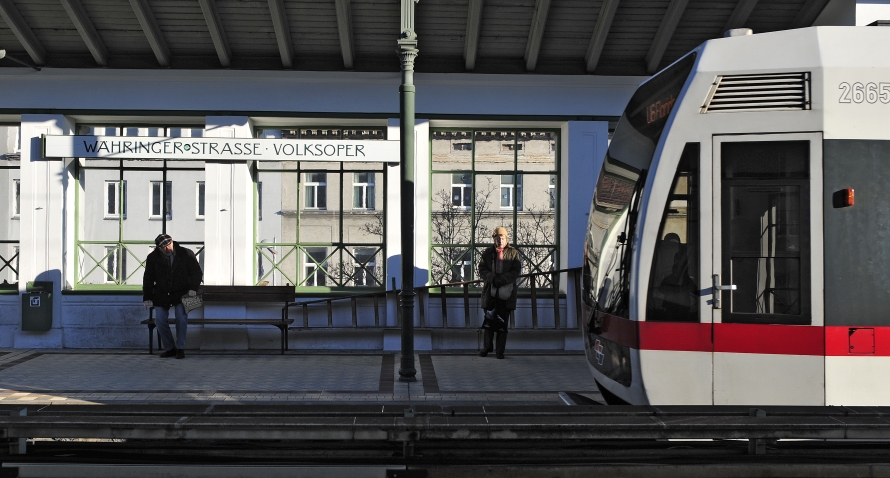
[142, 242, 203, 309]
[479, 245, 522, 310]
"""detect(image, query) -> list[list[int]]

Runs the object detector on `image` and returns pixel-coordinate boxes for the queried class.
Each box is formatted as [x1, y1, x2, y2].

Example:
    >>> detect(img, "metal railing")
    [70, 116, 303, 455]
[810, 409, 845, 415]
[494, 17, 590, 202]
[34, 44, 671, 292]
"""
[287, 267, 582, 330]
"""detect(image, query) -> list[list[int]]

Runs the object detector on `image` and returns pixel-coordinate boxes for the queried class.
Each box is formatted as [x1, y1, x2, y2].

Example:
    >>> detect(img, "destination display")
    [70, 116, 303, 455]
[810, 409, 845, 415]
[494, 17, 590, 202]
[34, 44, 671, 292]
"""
[42, 135, 400, 162]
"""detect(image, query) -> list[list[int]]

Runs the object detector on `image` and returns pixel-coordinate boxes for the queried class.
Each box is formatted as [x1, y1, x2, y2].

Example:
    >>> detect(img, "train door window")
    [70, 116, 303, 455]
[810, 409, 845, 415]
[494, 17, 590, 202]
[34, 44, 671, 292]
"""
[647, 143, 699, 322]
[721, 141, 810, 324]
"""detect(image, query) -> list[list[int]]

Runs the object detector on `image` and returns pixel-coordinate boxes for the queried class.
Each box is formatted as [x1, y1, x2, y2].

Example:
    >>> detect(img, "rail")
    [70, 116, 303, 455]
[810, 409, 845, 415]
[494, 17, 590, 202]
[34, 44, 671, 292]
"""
[286, 267, 583, 330]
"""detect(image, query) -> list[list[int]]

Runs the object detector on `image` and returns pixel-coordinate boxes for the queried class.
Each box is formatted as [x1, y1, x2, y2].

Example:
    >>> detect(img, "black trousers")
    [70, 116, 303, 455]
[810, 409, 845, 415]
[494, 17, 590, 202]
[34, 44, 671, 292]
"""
[482, 297, 510, 333]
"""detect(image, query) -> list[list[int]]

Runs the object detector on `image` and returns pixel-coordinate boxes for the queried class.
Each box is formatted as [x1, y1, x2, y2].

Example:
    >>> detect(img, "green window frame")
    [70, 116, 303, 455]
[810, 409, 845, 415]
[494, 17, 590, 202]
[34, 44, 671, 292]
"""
[430, 128, 560, 288]
[74, 126, 205, 290]
[254, 128, 387, 291]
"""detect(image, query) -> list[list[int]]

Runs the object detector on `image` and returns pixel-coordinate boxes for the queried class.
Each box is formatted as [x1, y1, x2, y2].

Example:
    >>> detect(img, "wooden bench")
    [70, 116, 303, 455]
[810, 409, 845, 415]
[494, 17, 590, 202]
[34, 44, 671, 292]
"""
[140, 285, 295, 355]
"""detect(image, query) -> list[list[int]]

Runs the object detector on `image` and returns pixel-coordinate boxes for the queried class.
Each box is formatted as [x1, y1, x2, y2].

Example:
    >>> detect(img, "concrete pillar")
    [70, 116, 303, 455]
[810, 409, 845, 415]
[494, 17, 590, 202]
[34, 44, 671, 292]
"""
[203, 116, 255, 286]
[384, 119, 432, 351]
[561, 121, 609, 334]
[201, 117, 254, 350]
[16, 115, 75, 347]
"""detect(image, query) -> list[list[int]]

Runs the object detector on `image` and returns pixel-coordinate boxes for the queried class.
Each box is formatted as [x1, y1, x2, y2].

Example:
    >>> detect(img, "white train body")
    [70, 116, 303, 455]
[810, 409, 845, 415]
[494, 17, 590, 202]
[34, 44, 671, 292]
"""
[581, 26, 890, 405]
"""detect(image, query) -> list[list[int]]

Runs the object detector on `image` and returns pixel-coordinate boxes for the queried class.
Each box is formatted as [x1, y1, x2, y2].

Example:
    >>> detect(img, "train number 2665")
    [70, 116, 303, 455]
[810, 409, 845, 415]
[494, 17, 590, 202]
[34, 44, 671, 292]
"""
[838, 82, 890, 104]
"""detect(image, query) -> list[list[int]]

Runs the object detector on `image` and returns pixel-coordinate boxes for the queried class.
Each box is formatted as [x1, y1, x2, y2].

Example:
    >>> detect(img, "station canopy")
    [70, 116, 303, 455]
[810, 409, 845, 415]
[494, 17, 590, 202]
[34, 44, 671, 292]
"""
[0, 0, 831, 76]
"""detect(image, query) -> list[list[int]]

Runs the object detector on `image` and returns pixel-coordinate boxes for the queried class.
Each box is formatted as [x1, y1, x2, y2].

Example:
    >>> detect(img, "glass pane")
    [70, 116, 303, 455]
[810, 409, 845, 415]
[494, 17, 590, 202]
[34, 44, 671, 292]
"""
[723, 141, 808, 179]
[0, 244, 18, 284]
[346, 172, 383, 245]
[166, 171, 203, 242]
[517, 131, 557, 171]
[121, 170, 163, 241]
[430, 247, 472, 285]
[301, 129, 341, 139]
[431, 174, 472, 246]
[257, 171, 297, 244]
[343, 128, 385, 140]
[647, 143, 699, 322]
[730, 258, 801, 315]
[729, 186, 801, 255]
[431, 130, 472, 170]
[473, 173, 503, 244]
[299, 171, 340, 245]
[80, 169, 124, 242]
[474, 130, 515, 171]
[728, 185, 801, 316]
[122, 245, 146, 285]
[349, 247, 383, 286]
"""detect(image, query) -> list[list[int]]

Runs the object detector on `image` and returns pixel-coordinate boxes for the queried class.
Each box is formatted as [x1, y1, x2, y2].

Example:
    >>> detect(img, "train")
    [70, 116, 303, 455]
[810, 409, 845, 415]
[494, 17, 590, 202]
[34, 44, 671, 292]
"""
[581, 25, 890, 406]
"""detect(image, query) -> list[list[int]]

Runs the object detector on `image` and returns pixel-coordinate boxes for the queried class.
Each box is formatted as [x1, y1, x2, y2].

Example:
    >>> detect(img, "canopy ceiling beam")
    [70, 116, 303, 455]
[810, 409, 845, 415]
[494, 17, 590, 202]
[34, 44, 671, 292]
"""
[60, 0, 108, 66]
[0, 0, 46, 65]
[723, 0, 759, 32]
[128, 0, 170, 67]
[464, 0, 484, 71]
[198, 0, 231, 67]
[524, 0, 551, 71]
[267, 0, 293, 68]
[585, 0, 620, 73]
[335, 0, 355, 69]
[792, 0, 831, 28]
[645, 0, 689, 74]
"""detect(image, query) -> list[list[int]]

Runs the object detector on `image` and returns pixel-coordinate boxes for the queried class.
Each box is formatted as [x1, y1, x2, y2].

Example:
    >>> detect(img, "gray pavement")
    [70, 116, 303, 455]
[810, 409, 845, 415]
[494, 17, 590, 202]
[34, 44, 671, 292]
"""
[0, 349, 600, 406]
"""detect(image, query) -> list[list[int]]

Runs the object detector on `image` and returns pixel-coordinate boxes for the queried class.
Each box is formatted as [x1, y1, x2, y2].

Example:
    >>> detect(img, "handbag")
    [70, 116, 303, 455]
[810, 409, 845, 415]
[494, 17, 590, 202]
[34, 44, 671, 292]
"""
[181, 292, 203, 313]
[489, 282, 513, 300]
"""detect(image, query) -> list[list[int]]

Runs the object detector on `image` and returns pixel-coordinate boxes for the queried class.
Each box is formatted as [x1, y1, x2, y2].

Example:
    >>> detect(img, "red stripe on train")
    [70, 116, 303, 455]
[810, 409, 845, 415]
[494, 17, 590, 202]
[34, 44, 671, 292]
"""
[596, 313, 890, 356]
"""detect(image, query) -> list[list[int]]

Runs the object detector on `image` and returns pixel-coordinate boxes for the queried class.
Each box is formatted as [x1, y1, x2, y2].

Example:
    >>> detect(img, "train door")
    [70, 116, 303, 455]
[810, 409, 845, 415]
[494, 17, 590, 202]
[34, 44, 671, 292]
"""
[710, 133, 825, 405]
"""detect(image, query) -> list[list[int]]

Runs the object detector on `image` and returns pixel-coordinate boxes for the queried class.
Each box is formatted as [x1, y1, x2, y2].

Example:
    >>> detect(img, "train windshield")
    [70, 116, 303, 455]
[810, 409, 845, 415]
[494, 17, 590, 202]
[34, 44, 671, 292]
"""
[584, 52, 696, 318]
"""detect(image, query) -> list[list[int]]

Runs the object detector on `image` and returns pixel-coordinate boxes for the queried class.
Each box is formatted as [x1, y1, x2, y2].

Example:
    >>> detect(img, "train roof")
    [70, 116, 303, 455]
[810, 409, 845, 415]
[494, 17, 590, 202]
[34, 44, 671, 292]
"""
[694, 26, 890, 73]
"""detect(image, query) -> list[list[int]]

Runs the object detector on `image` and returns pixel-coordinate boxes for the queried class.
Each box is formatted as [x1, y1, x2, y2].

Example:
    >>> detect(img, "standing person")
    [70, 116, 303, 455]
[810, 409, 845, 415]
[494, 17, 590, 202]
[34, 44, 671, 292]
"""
[479, 226, 522, 359]
[142, 234, 202, 359]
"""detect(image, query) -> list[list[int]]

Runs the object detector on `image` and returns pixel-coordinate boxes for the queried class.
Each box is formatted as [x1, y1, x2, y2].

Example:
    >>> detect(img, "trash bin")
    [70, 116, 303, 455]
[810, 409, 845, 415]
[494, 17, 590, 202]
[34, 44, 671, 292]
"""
[22, 281, 53, 332]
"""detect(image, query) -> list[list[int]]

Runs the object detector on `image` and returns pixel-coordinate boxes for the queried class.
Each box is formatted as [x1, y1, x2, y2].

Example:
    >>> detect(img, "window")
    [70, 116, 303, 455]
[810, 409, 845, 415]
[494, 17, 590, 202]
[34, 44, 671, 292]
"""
[352, 247, 378, 286]
[254, 127, 386, 289]
[257, 181, 263, 221]
[431, 129, 559, 287]
[549, 175, 557, 209]
[150, 181, 172, 219]
[353, 173, 375, 210]
[646, 143, 699, 322]
[11, 178, 20, 218]
[304, 247, 328, 286]
[500, 174, 522, 210]
[75, 125, 205, 288]
[196, 181, 205, 220]
[451, 173, 472, 209]
[304, 173, 326, 209]
[104, 180, 127, 219]
[104, 245, 125, 284]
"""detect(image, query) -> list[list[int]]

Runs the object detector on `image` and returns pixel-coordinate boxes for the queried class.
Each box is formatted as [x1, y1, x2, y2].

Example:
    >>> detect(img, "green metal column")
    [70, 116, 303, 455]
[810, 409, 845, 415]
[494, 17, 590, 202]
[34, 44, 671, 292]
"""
[398, 0, 419, 382]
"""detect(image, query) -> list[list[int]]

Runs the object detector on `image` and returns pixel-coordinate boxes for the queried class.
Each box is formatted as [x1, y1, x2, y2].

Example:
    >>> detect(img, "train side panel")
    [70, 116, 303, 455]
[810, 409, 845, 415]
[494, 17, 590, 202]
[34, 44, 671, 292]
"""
[823, 139, 890, 405]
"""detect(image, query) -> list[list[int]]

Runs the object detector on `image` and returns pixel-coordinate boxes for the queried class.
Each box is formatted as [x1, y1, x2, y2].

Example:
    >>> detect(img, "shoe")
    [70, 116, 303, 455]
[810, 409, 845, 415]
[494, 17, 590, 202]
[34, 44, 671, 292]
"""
[159, 349, 177, 358]
[495, 332, 507, 359]
[479, 329, 494, 357]
[176, 349, 185, 359]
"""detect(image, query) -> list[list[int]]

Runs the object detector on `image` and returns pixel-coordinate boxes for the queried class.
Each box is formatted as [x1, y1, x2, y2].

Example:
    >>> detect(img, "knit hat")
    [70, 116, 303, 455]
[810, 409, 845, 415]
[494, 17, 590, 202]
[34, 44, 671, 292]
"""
[155, 234, 173, 248]
[492, 227, 508, 238]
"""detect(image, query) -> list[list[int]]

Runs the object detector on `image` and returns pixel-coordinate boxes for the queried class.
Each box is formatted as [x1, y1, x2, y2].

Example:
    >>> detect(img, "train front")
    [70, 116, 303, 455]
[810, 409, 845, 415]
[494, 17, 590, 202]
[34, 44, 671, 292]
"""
[581, 53, 697, 405]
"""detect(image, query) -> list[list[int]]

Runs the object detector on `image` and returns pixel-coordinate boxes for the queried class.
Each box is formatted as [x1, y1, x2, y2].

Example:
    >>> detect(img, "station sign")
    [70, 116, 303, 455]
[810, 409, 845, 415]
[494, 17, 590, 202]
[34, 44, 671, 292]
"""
[42, 135, 400, 162]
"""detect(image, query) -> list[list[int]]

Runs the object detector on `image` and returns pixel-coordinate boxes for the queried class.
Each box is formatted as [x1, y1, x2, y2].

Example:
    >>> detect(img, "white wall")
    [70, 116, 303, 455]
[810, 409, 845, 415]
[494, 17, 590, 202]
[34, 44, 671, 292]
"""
[0, 69, 642, 119]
